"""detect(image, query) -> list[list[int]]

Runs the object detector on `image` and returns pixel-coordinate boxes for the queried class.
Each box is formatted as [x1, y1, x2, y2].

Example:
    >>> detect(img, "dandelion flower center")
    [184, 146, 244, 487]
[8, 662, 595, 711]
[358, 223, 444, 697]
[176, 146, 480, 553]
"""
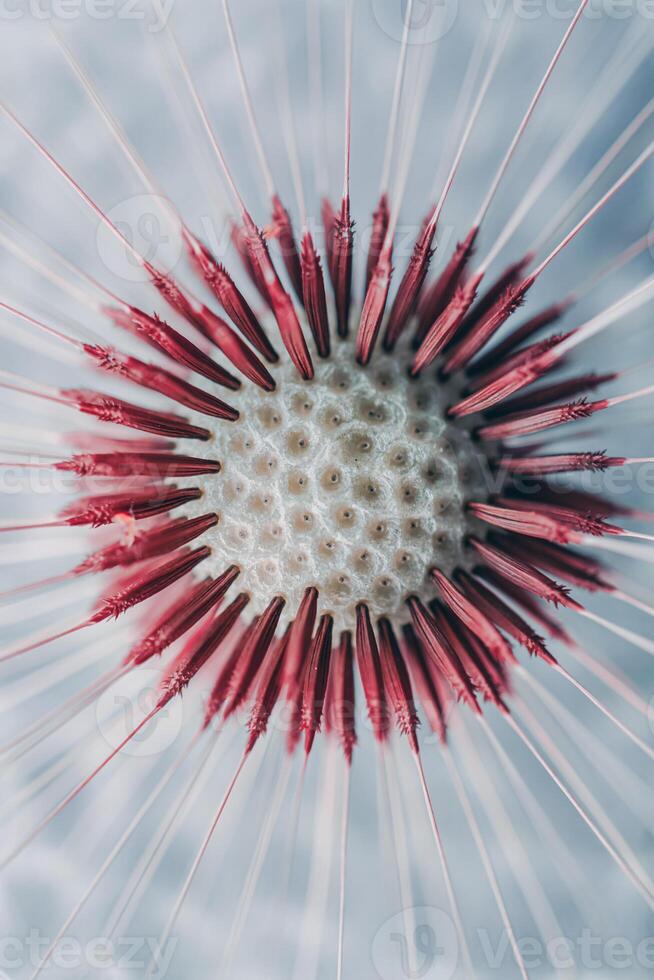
[189, 339, 480, 630]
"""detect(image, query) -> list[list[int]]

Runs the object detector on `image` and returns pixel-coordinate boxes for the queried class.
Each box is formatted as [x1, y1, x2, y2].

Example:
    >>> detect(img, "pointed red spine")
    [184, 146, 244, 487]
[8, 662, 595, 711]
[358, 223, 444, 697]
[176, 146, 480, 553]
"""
[411, 273, 483, 375]
[443, 274, 536, 376]
[184, 227, 278, 361]
[301, 615, 334, 755]
[383, 216, 437, 351]
[356, 243, 393, 365]
[83, 345, 239, 418]
[223, 597, 286, 720]
[365, 192, 390, 292]
[355, 604, 389, 741]
[468, 499, 621, 544]
[91, 546, 211, 624]
[414, 226, 479, 346]
[131, 566, 239, 665]
[246, 628, 289, 753]
[300, 231, 331, 357]
[469, 536, 577, 608]
[77, 514, 218, 574]
[457, 572, 554, 663]
[430, 569, 514, 666]
[407, 596, 480, 712]
[326, 631, 357, 763]
[282, 587, 319, 691]
[486, 372, 616, 417]
[59, 486, 201, 528]
[401, 624, 448, 743]
[105, 306, 239, 388]
[331, 195, 354, 338]
[498, 450, 625, 475]
[271, 194, 303, 302]
[62, 389, 211, 441]
[157, 593, 248, 707]
[242, 214, 314, 380]
[469, 300, 571, 377]
[378, 618, 419, 752]
[322, 197, 337, 277]
[56, 452, 221, 479]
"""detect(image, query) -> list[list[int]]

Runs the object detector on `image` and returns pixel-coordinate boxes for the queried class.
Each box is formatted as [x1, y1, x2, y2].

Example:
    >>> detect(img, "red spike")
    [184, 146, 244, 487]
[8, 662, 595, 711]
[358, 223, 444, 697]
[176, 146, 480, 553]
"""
[322, 197, 337, 280]
[144, 263, 206, 329]
[325, 631, 357, 764]
[414, 226, 479, 346]
[282, 587, 319, 691]
[521, 485, 634, 520]
[301, 614, 334, 755]
[83, 345, 240, 417]
[442, 274, 536, 376]
[469, 300, 571, 377]
[271, 194, 303, 302]
[401, 624, 448, 743]
[430, 569, 514, 665]
[464, 330, 574, 393]
[383, 215, 437, 351]
[406, 596, 480, 712]
[429, 602, 508, 709]
[469, 535, 578, 608]
[469, 499, 622, 544]
[378, 619, 419, 752]
[242, 214, 314, 379]
[62, 389, 211, 441]
[158, 593, 249, 707]
[128, 565, 240, 665]
[223, 597, 286, 720]
[477, 398, 600, 440]
[230, 218, 274, 311]
[189, 304, 276, 391]
[331, 194, 354, 338]
[499, 536, 613, 593]
[448, 340, 567, 417]
[355, 604, 390, 741]
[356, 243, 393, 365]
[56, 452, 221, 479]
[485, 372, 616, 417]
[300, 231, 331, 357]
[185, 226, 277, 359]
[203, 620, 253, 729]
[498, 450, 625, 475]
[478, 567, 573, 645]
[456, 254, 532, 339]
[457, 571, 554, 663]
[411, 274, 483, 376]
[105, 305, 239, 388]
[59, 486, 202, 528]
[76, 514, 218, 575]
[246, 628, 289, 754]
[91, 546, 212, 624]
[365, 192, 390, 291]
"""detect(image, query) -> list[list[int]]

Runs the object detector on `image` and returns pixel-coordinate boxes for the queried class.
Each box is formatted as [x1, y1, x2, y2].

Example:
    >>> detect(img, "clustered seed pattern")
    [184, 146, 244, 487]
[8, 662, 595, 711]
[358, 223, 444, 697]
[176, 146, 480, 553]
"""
[186, 343, 482, 629]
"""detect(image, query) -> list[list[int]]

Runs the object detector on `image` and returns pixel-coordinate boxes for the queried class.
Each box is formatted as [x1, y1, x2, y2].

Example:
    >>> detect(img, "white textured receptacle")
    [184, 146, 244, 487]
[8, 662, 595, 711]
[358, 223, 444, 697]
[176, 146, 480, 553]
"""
[186, 339, 482, 631]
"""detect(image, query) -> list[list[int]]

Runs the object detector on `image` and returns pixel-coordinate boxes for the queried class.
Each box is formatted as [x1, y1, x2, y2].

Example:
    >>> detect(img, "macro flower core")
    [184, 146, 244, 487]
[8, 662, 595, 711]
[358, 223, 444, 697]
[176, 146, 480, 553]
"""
[187, 338, 483, 630]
